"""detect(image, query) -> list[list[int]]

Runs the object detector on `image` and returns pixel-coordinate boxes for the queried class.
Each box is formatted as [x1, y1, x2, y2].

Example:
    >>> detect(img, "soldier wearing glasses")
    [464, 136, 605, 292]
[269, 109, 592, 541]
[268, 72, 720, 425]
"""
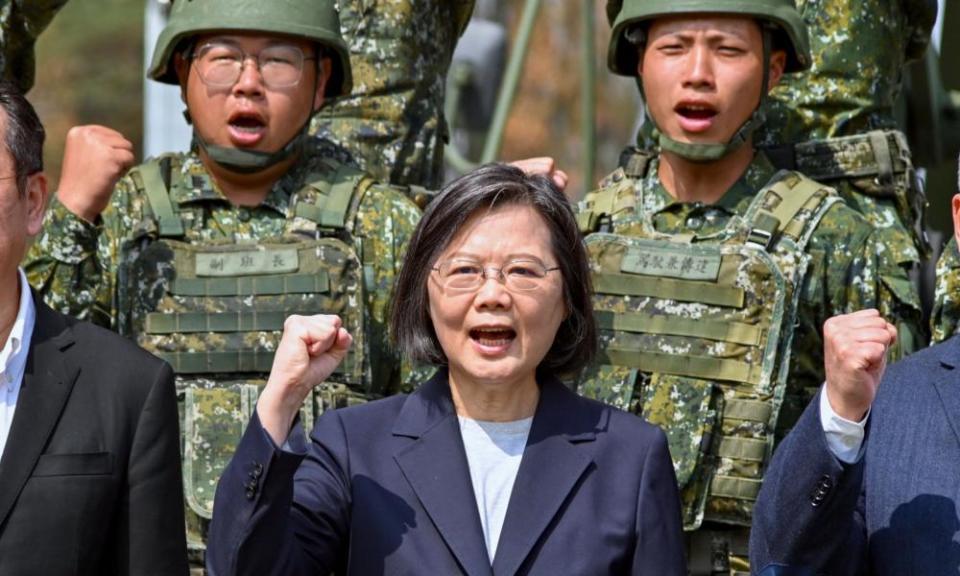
[23, 0, 420, 571]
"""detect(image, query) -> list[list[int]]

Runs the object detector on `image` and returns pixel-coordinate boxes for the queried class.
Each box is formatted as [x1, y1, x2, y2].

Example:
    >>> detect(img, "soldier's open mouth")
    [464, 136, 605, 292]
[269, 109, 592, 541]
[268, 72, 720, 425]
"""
[674, 102, 718, 133]
[227, 111, 268, 146]
[675, 104, 717, 120]
[229, 114, 267, 133]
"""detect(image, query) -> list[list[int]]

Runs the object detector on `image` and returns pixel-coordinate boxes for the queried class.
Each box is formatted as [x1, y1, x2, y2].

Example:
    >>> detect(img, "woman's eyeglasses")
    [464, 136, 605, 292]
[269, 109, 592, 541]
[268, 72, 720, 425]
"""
[432, 257, 559, 292]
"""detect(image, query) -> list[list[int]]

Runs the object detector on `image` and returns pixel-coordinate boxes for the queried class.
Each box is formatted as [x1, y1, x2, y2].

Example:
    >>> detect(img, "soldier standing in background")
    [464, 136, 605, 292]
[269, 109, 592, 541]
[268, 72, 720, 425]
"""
[22, 0, 421, 571]
[575, 1, 924, 574]
[311, 0, 475, 191]
[0, 0, 69, 92]
[757, 0, 938, 322]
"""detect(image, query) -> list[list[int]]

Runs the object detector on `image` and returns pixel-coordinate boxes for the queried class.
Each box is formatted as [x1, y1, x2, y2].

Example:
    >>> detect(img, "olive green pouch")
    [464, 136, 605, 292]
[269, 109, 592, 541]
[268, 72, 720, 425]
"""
[640, 374, 721, 530]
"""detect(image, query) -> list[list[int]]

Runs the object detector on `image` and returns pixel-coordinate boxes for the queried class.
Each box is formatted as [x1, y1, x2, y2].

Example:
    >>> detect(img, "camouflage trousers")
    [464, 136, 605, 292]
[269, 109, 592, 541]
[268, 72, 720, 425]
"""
[178, 378, 375, 573]
[932, 236, 960, 344]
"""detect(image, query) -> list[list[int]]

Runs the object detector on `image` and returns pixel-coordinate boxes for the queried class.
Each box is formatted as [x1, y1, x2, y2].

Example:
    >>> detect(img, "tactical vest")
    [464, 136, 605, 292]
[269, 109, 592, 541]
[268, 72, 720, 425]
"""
[116, 154, 374, 551]
[576, 158, 839, 530]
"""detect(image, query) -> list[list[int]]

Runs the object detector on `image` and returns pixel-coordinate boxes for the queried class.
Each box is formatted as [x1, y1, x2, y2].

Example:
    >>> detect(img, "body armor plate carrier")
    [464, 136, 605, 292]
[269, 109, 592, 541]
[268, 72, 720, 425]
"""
[116, 154, 373, 544]
[577, 160, 839, 530]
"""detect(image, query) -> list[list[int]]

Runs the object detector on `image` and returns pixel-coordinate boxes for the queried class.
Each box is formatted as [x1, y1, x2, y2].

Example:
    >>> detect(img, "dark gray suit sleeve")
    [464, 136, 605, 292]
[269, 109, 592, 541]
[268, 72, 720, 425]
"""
[207, 410, 350, 576]
[633, 427, 687, 575]
[749, 390, 868, 575]
[122, 361, 189, 575]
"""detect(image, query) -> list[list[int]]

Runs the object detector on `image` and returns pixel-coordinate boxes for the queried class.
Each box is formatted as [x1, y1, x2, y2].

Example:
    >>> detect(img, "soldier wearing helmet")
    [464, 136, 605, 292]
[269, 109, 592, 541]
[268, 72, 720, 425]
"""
[575, 1, 924, 573]
[23, 0, 421, 570]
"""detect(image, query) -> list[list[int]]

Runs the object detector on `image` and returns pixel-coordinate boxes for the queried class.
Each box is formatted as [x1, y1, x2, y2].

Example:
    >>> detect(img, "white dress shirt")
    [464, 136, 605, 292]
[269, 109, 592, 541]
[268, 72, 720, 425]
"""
[0, 269, 36, 459]
[819, 384, 869, 464]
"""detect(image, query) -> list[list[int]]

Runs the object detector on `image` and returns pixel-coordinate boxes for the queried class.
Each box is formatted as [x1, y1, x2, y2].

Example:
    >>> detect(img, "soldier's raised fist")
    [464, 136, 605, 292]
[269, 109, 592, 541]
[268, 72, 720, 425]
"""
[510, 157, 569, 193]
[57, 125, 136, 223]
[257, 314, 353, 445]
[823, 309, 897, 422]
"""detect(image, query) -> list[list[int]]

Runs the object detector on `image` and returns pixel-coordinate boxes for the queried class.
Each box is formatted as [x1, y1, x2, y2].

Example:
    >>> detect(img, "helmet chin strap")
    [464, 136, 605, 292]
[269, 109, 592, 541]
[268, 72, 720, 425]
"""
[653, 109, 767, 162]
[193, 126, 308, 174]
[649, 27, 774, 163]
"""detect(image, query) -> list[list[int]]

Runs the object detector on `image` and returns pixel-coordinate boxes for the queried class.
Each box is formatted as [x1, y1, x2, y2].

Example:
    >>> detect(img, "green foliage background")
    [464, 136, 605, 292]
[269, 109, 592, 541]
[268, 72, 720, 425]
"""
[30, 0, 144, 187]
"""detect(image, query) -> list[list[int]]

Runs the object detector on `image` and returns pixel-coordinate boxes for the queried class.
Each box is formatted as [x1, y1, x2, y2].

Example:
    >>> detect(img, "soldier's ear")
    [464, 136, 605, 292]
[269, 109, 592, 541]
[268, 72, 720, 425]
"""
[314, 57, 332, 111]
[952, 194, 960, 246]
[766, 50, 787, 91]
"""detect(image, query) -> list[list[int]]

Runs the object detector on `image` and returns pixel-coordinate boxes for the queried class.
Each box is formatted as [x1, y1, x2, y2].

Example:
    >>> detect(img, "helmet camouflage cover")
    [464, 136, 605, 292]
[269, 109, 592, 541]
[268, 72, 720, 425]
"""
[148, 0, 353, 97]
[606, 0, 811, 76]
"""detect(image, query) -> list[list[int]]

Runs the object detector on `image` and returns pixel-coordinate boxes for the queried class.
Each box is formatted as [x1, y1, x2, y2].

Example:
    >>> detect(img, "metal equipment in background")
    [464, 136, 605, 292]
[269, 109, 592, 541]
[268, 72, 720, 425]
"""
[444, 0, 598, 187]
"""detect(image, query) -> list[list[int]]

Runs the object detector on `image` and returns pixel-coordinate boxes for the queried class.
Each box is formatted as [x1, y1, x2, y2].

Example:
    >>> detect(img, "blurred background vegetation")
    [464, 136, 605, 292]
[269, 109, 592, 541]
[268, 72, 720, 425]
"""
[31, 0, 144, 186]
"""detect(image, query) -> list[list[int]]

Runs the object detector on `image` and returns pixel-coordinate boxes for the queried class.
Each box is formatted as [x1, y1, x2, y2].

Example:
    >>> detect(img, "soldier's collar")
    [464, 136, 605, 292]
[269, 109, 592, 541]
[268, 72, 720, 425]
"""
[169, 152, 291, 216]
[647, 151, 777, 216]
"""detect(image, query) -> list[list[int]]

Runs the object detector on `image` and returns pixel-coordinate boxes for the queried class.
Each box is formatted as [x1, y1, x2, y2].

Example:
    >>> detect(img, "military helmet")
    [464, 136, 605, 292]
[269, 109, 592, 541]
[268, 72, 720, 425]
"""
[148, 0, 353, 97]
[606, 0, 811, 77]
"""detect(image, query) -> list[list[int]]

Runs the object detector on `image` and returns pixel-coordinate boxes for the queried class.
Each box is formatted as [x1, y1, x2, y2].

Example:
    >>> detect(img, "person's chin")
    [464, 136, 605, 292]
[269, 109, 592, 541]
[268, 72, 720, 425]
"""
[663, 127, 729, 145]
[459, 359, 524, 386]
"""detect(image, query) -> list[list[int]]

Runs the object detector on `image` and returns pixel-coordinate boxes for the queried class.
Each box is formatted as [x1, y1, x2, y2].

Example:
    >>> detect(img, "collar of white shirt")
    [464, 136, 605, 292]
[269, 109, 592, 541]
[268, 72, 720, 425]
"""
[0, 268, 37, 398]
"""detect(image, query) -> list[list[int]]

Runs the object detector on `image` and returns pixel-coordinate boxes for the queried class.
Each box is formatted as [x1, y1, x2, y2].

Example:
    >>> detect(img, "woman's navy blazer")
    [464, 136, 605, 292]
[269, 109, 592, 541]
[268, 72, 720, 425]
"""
[206, 370, 687, 575]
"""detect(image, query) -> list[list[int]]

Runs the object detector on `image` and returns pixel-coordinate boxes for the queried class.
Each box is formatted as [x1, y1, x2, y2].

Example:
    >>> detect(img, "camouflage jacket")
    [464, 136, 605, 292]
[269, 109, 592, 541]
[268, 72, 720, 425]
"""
[0, 0, 69, 92]
[761, 0, 937, 143]
[932, 236, 960, 344]
[25, 142, 422, 392]
[587, 153, 924, 406]
[310, 0, 475, 190]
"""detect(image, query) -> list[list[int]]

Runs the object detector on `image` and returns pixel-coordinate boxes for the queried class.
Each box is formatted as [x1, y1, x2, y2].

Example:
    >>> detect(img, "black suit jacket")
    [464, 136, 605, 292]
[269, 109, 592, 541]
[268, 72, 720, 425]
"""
[0, 295, 188, 575]
[206, 370, 687, 575]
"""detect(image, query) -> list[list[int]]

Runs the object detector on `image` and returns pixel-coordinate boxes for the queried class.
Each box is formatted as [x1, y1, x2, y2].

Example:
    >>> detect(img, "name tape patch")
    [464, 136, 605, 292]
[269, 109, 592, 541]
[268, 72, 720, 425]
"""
[621, 245, 721, 281]
[195, 248, 300, 277]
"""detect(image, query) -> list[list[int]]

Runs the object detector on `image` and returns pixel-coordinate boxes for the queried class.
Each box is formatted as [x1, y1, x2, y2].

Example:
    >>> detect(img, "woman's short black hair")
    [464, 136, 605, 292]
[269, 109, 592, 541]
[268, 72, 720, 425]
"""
[390, 163, 597, 378]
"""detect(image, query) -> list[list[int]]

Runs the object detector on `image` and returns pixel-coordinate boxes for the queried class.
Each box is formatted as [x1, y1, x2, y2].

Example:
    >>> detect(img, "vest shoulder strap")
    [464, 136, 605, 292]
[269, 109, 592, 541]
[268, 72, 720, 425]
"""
[578, 179, 624, 233]
[578, 164, 645, 234]
[618, 146, 654, 179]
[294, 162, 373, 231]
[746, 170, 838, 251]
[135, 155, 185, 238]
[577, 146, 653, 233]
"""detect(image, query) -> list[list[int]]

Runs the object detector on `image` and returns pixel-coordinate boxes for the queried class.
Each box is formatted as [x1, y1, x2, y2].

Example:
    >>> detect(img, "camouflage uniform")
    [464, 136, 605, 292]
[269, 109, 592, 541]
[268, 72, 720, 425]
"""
[310, 0, 475, 190]
[932, 236, 960, 343]
[0, 0, 69, 92]
[759, 0, 939, 269]
[598, 0, 927, 572]
[576, 152, 924, 575]
[24, 141, 421, 568]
